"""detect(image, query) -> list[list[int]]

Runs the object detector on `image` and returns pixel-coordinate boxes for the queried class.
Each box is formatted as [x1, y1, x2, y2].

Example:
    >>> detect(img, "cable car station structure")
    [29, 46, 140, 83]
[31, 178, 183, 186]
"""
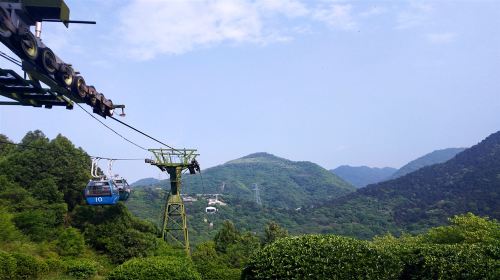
[0, 0, 202, 254]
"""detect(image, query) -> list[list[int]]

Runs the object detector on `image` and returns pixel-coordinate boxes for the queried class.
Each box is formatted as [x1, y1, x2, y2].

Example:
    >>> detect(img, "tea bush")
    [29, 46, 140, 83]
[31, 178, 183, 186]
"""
[243, 234, 402, 280]
[395, 244, 499, 280]
[65, 259, 98, 279]
[0, 250, 16, 280]
[11, 252, 48, 280]
[106, 256, 201, 280]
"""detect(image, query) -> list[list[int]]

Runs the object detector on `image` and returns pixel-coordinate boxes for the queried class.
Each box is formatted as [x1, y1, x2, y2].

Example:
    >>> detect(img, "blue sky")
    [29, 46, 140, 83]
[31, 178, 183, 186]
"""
[1, 0, 499, 182]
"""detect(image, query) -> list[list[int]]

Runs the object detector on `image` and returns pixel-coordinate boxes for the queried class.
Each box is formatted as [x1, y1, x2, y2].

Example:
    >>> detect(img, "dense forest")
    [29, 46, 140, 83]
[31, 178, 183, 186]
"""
[1, 130, 499, 279]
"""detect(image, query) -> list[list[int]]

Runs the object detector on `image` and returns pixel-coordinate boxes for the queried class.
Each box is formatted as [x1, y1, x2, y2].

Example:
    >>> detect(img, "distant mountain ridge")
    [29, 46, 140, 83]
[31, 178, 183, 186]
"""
[331, 166, 397, 188]
[331, 147, 467, 189]
[390, 147, 466, 179]
[131, 177, 160, 187]
[305, 131, 500, 238]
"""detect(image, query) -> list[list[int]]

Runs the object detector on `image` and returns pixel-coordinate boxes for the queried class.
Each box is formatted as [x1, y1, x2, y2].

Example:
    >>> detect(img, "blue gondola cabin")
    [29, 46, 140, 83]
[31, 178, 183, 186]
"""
[114, 178, 131, 201]
[84, 179, 120, 205]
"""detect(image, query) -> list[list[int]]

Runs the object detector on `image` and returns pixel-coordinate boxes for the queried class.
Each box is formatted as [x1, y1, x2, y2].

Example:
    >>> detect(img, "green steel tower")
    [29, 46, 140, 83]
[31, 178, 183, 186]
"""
[146, 148, 200, 254]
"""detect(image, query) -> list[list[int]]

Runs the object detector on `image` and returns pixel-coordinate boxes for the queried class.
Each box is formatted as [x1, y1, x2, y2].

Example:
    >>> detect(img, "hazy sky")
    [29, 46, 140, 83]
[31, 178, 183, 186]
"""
[1, 0, 499, 182]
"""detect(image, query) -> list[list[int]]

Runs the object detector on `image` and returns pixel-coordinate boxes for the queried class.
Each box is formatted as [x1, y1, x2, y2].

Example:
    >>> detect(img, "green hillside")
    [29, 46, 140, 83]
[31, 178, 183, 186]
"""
[302, 132, 500, 238]
[390, 147, 466, 179]
[1, 131, 499, 279]
[131, 177, 160, 187]
[150, 152, 355, 209]
[331, 165, 397, 188]
[128, 152, 355, 244]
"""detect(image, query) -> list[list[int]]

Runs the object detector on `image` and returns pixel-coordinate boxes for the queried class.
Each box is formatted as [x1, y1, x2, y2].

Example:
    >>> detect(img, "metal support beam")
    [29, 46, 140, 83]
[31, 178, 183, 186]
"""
[146, 148, 200, 255]
[161, 166, 189, 253]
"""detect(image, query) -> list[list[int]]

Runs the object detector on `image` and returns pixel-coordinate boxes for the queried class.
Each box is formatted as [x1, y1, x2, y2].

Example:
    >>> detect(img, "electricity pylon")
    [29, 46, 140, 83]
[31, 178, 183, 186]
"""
[146, 148, 200, 254]
[253, 183, 262, 206]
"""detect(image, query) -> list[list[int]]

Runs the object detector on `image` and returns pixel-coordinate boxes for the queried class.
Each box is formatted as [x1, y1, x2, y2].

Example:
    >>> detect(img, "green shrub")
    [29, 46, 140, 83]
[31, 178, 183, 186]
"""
[0, 250, 16, 280]
[57, 227, 85, 257]
[45, 257, 67, 272]
[11, 252, 48, 280]
[65, 259, 97, 279]
[243, 234, 402, 280]
[398, 244, 499, 280]
[106, 256, 201, 280]
[198, 267, 241, 280]
[0, 210, 22, 242]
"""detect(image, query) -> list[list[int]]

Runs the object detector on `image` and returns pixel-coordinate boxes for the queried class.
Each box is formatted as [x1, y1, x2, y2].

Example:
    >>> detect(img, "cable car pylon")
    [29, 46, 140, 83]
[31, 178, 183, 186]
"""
[145, 148, 200, 255]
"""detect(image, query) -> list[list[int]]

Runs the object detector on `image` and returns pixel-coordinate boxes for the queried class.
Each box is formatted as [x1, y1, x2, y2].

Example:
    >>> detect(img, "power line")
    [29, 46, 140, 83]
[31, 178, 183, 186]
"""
[75, 102, 148, 151]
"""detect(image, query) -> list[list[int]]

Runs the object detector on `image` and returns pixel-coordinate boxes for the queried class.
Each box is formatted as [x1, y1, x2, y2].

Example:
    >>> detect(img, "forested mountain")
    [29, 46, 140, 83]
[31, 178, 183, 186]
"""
[131, 177, 160, 187]
[128, 152, 355, 243]
[390, 147, 466, 179]
[151, 152, 355, 209]
[331, 165, 397, 188]
[303, 131, 500, 238]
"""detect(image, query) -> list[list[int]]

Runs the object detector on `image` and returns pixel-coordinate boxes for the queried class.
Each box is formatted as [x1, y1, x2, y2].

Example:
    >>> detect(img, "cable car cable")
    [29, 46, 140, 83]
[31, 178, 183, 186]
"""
[0, 140, 144, 161]
[0, 51, 22, 67]
[109, 115, 179, 151]
[75, 102, 148, 151]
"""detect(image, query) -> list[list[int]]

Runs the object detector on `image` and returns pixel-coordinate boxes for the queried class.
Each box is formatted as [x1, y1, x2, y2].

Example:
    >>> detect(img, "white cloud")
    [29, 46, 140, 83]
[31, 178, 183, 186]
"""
[119, 0, 264, 59]
[359, 6, 387, 18]
[313, 3, 356, 30]
[426, 32, 457, 44]
[396, 2, 434, 29]
[255, 0, 309, 17]
[116, 0, 361, 59]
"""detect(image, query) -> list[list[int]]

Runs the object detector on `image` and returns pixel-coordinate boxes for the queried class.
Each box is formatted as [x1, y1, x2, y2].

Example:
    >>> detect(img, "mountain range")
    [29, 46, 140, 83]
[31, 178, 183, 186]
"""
[128, 131, 499, 240]
[389, 147, 466, 179]
[330, 166, 397, 188]
[331, 147, 466, 188]
[304, 132, 500, 238]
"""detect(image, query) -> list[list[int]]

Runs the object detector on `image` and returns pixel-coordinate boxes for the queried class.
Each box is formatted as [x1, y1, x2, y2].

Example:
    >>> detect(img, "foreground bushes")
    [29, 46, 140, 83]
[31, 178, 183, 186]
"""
[380, 242, 499, 280]
[0, 250, 48, 280]
[243, 236, 499, 280]
[107, 256, 201, 280]
[243, 235, 401, 280]
[65, 259, 98, 279]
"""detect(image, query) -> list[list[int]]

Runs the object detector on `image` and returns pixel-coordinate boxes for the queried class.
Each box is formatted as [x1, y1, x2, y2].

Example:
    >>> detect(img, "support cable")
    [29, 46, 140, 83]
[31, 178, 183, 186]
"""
[110, 116, 178, 151]
[0, 51, 22, 67]
[0, 140, 144, 161]
[75, 102, 148, 151]
[199, 171, 206, 195]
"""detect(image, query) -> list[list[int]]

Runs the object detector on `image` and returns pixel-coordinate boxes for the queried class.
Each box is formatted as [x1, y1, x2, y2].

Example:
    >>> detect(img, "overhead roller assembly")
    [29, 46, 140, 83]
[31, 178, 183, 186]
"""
[0, 0, 124, 117]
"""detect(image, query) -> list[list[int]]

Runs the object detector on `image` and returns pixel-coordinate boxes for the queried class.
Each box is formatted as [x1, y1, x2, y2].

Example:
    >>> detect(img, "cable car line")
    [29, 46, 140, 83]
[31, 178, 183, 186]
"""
[75, 102, 148, 151]
[0, 140, 144, 161]
[0, 51, 22, 67]
[109, 115, 178, 151]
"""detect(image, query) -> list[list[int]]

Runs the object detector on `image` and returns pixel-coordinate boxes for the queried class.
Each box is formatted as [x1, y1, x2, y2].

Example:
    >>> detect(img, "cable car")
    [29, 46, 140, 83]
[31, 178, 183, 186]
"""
[205, 206, 217, 214]
[84, 179, 120, 205]
[113, 178, 131, 201]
